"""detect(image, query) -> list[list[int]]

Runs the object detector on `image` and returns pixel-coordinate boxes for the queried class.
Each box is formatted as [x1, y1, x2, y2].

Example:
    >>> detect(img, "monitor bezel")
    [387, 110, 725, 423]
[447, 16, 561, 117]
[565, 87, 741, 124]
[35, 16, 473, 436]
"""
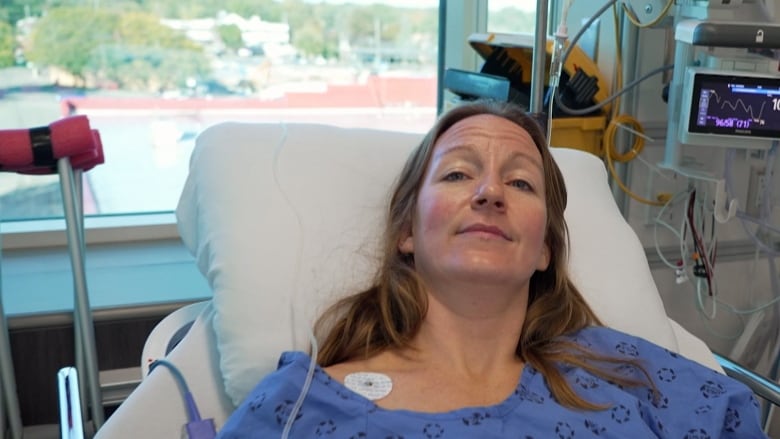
[688, 72, 780, 139]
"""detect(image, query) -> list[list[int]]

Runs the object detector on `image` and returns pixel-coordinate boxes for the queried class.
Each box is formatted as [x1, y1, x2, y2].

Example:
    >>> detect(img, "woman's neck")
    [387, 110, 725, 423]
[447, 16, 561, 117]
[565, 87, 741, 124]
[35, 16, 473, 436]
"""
[407, 287, 528, 378]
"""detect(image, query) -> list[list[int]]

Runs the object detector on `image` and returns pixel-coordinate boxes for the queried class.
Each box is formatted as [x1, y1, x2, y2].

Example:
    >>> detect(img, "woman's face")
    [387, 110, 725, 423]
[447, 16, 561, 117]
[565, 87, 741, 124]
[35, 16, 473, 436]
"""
[399, 114, 550, 292]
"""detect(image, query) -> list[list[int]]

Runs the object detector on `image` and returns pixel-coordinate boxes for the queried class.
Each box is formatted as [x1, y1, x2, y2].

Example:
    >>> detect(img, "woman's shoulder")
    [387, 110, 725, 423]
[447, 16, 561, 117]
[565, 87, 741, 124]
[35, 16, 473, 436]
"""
[565, 326, 736, 391]
[218, 351, 373, 438]
[569, 325, 686, 362]
[563, 327, 765, 437]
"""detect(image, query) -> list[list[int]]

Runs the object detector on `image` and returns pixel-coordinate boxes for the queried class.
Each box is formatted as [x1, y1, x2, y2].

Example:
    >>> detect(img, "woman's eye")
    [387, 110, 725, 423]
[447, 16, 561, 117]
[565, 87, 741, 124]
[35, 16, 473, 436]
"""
[509, 179, 532, 191]
[443, 171, 467, 181]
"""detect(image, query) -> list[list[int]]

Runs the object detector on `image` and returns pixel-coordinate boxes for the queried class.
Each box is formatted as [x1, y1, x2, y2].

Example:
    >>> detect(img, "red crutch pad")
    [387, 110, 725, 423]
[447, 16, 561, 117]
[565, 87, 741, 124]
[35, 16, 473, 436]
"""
[0, 115, 104, 174]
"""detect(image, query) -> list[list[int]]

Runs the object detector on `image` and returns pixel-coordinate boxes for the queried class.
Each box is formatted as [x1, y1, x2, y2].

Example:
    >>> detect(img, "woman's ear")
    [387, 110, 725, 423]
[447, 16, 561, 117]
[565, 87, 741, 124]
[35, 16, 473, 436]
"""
[537, 243, 551, 272]
[398, 226, 414, 254]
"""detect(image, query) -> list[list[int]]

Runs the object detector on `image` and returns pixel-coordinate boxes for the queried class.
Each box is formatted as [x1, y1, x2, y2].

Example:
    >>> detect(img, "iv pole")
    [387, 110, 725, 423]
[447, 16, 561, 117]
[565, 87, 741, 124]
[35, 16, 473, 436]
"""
[529, 0, 549, 114]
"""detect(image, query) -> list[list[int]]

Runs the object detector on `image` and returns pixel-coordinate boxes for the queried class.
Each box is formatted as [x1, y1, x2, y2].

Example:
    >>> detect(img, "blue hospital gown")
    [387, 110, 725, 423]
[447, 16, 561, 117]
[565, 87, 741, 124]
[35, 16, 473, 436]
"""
[217, 326, 767, 438]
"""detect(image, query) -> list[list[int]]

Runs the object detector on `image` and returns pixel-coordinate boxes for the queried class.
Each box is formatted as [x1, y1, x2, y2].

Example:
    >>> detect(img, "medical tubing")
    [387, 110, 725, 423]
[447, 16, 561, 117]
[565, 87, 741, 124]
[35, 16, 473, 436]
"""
[725, 150, 780, 255]
[653, 190, 692, 270]
[545, 0, 575, 143]
[762, 142, 778, 218]
[715, 295, 780, 316]
[547, 25, 568, 143]
[552, 0, 616, 115]
[560, 0, 616, 69]
[697, 150, 780, 317]
[557, 63, 674, 116]
[603, 131, 668, 206]
[686, 190, 716, 297]
[599, 10, 668, 207]
[622, 0, 673, 28]
[148, 359, 201, 422]
[549, 4, 570, 91]
[269, 122, 319, 439]
[282, 331, 318, 439]
[551, 0, 673, 116]
[678, 191, 721, 322]
[696, 277, 717, 320]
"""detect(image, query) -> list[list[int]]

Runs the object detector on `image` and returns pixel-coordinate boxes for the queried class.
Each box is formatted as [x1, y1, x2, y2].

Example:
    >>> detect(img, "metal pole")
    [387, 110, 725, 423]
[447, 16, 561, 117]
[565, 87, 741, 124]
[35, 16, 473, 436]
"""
[437, 0, 447, 115]
[611, 9, 641, 217]
[529, 0, 549, 114]
[72, 169, 90, 431]
[0, 230, 23, 439]
[58, 158, 104, 432]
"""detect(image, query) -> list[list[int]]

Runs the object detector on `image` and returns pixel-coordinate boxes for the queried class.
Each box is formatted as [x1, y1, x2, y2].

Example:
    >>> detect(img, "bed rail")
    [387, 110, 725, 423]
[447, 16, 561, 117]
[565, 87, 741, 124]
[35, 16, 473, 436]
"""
[714, 353, 780, 406]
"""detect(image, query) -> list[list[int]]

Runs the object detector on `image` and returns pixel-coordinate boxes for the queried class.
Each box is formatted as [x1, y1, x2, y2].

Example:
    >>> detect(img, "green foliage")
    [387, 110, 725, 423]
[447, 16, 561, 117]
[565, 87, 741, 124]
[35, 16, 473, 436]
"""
[223, 0, 283, 21]
[11, 0, 442, 88]
[292, 17, 331, 58]
[138, 0, 282, 20]
[1, 0, 47, 25]
[217, 23, 244, 52]
[27, 7, 118, 79]
[348, 5, 402, 44]
[0, 21, 14, 67]
[26, 6, 208, 90]
[94, 44, 209, 90]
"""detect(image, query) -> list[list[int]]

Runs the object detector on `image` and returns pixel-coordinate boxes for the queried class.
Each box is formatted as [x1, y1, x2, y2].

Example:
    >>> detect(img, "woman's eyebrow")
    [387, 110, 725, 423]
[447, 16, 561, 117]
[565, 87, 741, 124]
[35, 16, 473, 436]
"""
[433, 144, 478, 161]
[434, 143, 543, 172]
[504, 150, 543, 172]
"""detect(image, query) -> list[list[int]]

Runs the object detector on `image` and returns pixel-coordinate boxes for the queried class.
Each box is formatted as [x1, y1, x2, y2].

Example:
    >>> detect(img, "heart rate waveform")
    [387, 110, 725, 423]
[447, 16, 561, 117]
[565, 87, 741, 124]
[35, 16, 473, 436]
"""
[705, 89, 766, 122]
[693, 79, 780, 132]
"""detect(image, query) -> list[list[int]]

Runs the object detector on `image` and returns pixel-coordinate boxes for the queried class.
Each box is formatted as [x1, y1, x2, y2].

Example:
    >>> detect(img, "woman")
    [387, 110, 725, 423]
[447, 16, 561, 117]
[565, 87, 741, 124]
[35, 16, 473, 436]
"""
[218, 101, 766, 438]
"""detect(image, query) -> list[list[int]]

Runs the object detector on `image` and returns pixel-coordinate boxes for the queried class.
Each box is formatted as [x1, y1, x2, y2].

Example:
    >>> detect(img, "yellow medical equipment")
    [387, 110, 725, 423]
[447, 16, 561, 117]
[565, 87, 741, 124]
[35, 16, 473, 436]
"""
[468, 32, 610, 156]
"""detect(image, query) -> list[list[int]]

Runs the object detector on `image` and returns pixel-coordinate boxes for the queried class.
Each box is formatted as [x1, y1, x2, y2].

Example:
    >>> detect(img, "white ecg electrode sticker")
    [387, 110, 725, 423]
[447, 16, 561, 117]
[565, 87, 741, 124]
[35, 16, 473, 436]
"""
[344, 372, 393, 401]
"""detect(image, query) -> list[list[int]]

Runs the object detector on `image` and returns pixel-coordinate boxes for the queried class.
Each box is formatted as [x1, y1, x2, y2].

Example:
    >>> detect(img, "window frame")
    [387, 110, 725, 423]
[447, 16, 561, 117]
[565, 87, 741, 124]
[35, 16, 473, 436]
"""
[3, 1, 555, 250]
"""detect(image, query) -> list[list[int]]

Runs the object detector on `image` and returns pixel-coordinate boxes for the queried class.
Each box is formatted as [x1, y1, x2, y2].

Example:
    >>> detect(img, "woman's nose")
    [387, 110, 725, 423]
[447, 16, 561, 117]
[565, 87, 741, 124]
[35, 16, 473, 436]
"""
[471, 177, 505, 211]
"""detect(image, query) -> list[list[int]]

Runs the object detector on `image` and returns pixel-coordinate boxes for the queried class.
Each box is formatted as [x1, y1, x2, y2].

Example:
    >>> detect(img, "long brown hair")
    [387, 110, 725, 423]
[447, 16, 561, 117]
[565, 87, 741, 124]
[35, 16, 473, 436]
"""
[314, 100, 652, 410]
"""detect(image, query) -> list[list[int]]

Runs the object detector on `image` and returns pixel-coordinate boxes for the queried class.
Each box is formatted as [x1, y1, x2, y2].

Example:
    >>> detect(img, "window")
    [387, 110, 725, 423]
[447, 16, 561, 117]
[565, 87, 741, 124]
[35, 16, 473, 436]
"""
[0, 1, 540, 228]
[488, 0, 537, 34]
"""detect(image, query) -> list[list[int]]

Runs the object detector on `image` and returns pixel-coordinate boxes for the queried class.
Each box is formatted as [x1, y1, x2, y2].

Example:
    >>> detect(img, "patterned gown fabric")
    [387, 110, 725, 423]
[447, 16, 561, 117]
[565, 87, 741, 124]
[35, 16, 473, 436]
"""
[217, 326, 767, 438]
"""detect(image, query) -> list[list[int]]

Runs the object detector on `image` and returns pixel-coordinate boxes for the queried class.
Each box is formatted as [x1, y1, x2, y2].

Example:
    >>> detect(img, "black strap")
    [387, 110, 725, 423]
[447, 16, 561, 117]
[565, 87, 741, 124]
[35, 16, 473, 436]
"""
[29, 125, 55, 166]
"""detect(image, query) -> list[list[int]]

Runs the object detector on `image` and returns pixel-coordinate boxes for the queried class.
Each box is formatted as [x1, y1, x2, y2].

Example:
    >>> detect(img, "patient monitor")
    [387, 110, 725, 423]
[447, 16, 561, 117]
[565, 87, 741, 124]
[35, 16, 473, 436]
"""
[679, 67, 780, 149]
[664, 1, 780, 171]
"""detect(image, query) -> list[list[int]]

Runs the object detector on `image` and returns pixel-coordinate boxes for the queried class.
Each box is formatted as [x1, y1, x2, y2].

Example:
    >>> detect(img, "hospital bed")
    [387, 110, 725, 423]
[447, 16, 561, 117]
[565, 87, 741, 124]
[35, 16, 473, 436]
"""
[85, 121, 780, 438]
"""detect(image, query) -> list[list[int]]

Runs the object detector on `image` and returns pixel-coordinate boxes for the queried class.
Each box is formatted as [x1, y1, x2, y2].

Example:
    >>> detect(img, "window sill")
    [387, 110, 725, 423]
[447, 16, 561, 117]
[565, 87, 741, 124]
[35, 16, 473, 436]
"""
[1, 213, 211, 327]
[1, 212, 180, 250]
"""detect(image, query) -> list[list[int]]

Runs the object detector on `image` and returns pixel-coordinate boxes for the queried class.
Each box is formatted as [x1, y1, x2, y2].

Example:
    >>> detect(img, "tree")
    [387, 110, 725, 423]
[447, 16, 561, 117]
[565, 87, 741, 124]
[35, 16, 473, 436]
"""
[0, 21, 14, 67]
[293, 18, 328, 59]
[217, 23, 243, 52]
[0, 0, 47, 26]
[26, 7, 118, 80]
[26, 6, 209, 90]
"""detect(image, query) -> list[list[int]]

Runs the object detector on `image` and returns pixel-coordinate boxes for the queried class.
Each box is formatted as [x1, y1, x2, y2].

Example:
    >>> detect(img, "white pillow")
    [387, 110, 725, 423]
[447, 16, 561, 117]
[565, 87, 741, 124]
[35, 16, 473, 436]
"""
[554, 147, 677, 349]
[176, 122, 677, 406]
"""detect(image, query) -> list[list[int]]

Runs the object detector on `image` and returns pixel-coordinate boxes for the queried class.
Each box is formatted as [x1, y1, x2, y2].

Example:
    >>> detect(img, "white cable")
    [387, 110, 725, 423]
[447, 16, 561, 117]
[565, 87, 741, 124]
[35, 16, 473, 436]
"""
[653, 190, 690, 270]
[281, 331, 318, 439]
[725, 145, 780, 255]
[269, 123, 319, 439]
[695, 277, 717, 320]
[697, 309, 745, 341]
[714, 295, 780, 316]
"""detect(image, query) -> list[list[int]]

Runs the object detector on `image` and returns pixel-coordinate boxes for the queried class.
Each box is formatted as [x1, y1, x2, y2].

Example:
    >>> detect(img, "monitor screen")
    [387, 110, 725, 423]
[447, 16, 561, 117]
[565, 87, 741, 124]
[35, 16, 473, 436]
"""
[688, 72, 780, 139]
